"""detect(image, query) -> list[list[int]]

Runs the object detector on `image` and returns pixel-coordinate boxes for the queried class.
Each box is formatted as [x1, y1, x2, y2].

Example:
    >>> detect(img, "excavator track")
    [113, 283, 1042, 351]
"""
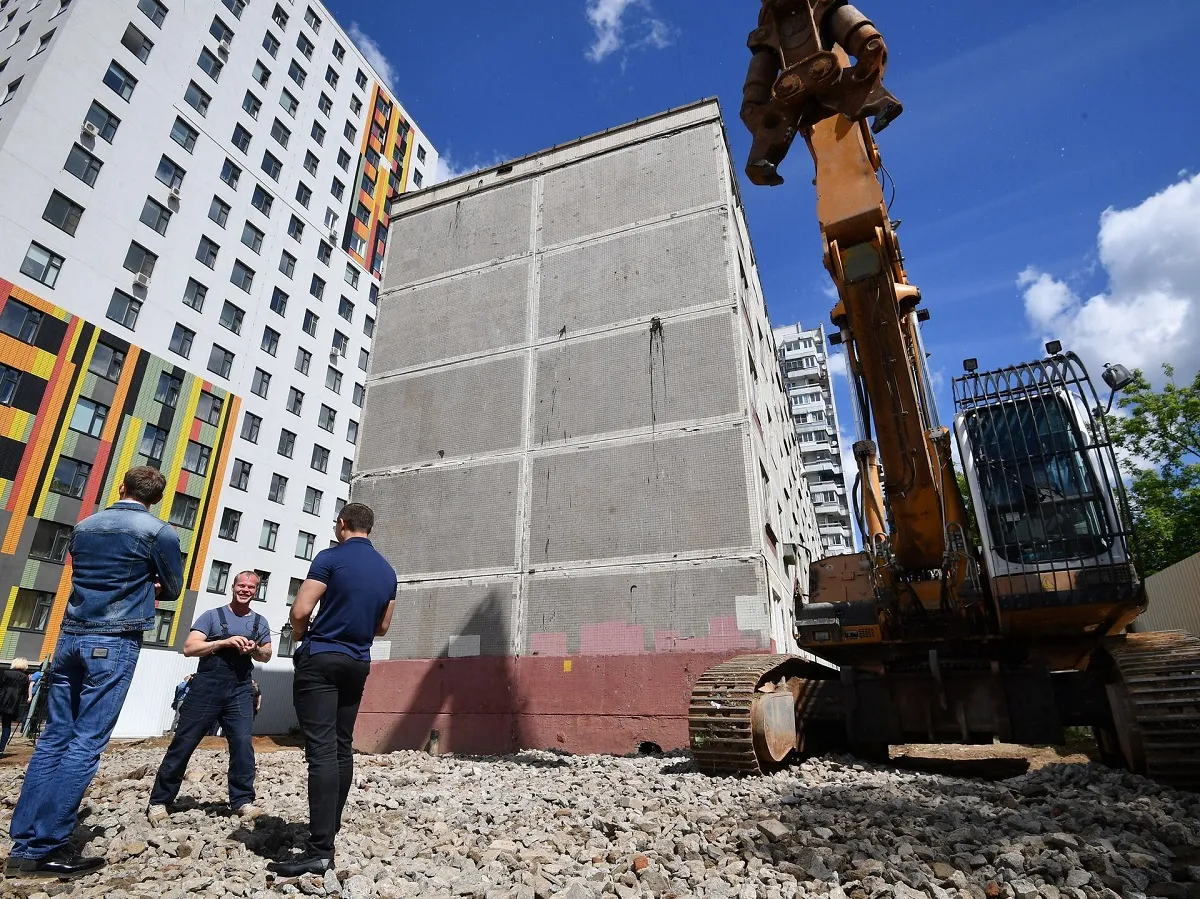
[688, 654, 836, 776]
[1104, 630, 1200, 791]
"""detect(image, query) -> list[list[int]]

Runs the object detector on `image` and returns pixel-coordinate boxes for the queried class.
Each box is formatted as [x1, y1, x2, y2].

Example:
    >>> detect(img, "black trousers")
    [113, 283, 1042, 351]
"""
[293, 649, 370, 858]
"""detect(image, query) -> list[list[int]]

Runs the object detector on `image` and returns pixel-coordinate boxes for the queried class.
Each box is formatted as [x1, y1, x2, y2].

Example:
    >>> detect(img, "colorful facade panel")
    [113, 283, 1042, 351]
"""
[0, 279, 238, 661]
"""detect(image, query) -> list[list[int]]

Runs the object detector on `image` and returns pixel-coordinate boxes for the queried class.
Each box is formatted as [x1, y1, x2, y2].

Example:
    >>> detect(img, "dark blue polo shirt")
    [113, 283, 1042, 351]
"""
[303, 537, 397, 661]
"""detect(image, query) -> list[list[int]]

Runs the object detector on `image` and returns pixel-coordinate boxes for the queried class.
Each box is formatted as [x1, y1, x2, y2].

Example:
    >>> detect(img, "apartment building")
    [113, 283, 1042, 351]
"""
[774, 322, 856, 556]
[0, 0, 435, 731]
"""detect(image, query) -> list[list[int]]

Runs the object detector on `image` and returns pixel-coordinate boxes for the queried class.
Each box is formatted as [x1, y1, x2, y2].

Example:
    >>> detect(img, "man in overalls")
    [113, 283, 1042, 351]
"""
[147, 571, 272, 823]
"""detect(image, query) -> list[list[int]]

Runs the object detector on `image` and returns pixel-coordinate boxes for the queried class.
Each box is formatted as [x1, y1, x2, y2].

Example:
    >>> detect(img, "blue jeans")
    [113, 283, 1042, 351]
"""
[9, 633, 141, 859]
[149, 671, 255, 810]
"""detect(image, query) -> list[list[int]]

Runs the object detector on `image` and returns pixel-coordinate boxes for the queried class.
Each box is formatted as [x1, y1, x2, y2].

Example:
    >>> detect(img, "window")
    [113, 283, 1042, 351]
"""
[43, 191, 84, 235]
[288, 215, 305, 242]
[309, 274, 324, 300]
[123, 241, 157, 278]
[330, 179, 346, 203]
[280, 88, 298, 117]
[230, 260, 255, 293]
[358, 348, 370, 371]
[106, 290, 141, 329]
[197, 390, 223, 424]
[231, 123, 252, 153]
[331, 330, 348, 354]
[10, 589, 54, 632]
[303, 486, 322, 515]
[349, 232, 366, 257]
[355, 68, 367, 89]
[137, 0, 167, 28]
[140, 423, 168, 460]
[347, 420, 358, 444]
[252, 59, 270, 86]
[166, 322, 194, 358]
[49, 457, 91, 499]
[417, 144, 427, 163]
[104, 60, 137, 101]
[288, 58, 306, 86]
[139, 196, 171, 234]
[311, 444, 329, 473]
[304, 6, 321, 30]
[182, 278, 207, 312]
[196, 235, 219, 268]
[208, 560, 231, 594]
[302, 309, 319, 336]
[0, 363, 18, 407]
[0, 75, 19, 107]
[69, 397, 107, 437]
[336, 148, 350, 171]
[296, 182, 312, 208]
[29, 27, 54, 57]
[277, 428, 296, 458]
[88, 341, 125, 381]
[149, 609, 174, 645]
[269, 472, 288, 502]
[214, 300, 244, 335]
[318, 92, 332, 116]
[155, 370, 183, 406]
[155, 155, 185, 190]
[262, 30, 279, 56]
[250, 367, 270, 398]
[208, 343, 234, 378]
[349, 97, 363, 117]
[318, 404, 335, 431]
[340, 457, 352, 483]
[270, 116, 291, 148]
[30, 520, 72, 562]
[184, 80, 211, 116]
[240, 221, 264, 253]
[286, 386, 304, 414]
[296, 530, 315, 560]
[309, 120, 327, 147]
[220, 157, 241, 189]
[243, 90, 262, 119]
[338, 296, 354, 321]
[279, 250, 296, 277]
[65, 143, 102, 186]
[270, 287, 288, 316]
[261, 150, 282, 180]
[260, 520, 278, 550]
[210, 16, 233, 44]
[167, 494, 198, 529]
[344, 263, 360, 288]
[412, 170, 424, 188]
[352, 382, 364, 407]
[121, 23, 153, 62]
[84, 101, 120, 142]
[316, 242, 332, 265]
[359, 171, 375, 195]
[221, 0, 246, 19]
[209, 195, 230, 227]
[20, 242, 64, 288]
[219, 508, 241, 540]
[261, 325, 280, 356]
[197, 47, 222, 81]
[354, 201, 370, 225]
[250, 185, 274, 217]
[364, 315, 375, 338]
[182, 439, 212, 476]
[325, 366, 342, 393]
[241, 411, 262, 443]
[294, 349, 311, 376]
[343, 120, 357, 143]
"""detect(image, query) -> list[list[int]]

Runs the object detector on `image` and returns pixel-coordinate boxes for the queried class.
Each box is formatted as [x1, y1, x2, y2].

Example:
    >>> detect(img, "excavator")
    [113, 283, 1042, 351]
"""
[688, 0, 1200, 789]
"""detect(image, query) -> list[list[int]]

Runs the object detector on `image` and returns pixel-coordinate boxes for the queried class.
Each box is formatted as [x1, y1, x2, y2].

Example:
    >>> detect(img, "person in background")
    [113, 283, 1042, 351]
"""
[251, 679, 262, 718]
[147, 571, 271, 825]
[5, 466, 182, 879]
[169, 675, 194, 733]
[0, 658, 30, 753]
[268, 503, 395, 877]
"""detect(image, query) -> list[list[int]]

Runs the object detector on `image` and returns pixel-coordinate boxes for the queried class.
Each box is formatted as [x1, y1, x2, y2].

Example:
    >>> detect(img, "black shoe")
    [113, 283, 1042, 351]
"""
[22, 851, 106, 879]
[4, 855, 32, 875]
[268, 853, 333, 877]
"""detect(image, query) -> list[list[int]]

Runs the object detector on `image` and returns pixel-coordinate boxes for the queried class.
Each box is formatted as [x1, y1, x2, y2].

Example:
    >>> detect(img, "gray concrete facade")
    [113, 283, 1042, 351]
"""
[358, 100, 820, 661]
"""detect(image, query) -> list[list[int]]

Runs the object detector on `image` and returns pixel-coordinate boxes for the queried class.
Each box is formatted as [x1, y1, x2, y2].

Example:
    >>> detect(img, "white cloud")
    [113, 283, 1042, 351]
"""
[1020, 173, 1200, 382]
[346, 22, 395, 91]
[432, 151, 511, 185]
[585, 0, 674, 63]
[826, 350, 848, 379]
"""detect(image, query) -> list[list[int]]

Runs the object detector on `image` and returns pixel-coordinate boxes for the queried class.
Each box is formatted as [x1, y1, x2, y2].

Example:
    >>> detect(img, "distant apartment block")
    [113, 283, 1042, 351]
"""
[774, 322, 855, 555]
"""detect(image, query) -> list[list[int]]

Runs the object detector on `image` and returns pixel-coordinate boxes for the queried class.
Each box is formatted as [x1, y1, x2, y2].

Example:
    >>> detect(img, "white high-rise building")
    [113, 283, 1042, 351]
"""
[774, 322, 856, 556]
[0, 0, 434, 732]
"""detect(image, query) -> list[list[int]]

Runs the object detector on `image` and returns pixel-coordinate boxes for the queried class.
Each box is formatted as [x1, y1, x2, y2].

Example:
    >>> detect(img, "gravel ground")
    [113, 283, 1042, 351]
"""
[2, 744, 1197, 899]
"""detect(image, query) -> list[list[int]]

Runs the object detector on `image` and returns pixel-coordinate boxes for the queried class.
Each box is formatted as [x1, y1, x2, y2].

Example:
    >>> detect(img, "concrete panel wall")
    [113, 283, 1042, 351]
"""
[1137, 551, 1200, 636]
[382, 579, 518, 659]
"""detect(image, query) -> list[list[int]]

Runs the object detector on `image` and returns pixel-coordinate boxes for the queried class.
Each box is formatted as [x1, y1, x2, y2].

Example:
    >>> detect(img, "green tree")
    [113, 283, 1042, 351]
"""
[1108, 364, 1200, 575]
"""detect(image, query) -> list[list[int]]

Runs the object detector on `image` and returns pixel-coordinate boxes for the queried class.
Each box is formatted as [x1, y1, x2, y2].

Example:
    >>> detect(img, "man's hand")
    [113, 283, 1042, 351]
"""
[154, 581, 163, 597]
[225, 635, 257, 654]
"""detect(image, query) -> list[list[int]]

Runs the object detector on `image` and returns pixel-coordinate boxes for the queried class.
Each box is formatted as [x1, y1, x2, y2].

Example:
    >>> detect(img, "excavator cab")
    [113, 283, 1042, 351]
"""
[952, 349, 1143, 638]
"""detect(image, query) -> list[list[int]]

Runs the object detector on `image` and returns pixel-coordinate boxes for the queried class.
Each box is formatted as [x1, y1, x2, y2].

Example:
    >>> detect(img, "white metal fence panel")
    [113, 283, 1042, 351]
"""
[1138, 551, 1200, 637]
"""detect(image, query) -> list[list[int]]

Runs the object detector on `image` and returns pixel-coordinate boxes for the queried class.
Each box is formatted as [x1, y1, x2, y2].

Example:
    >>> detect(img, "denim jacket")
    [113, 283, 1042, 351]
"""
[62, 500, 184, 635]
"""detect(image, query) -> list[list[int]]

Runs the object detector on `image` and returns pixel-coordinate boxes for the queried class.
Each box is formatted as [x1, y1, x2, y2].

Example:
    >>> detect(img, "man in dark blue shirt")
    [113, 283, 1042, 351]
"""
[269, 503, 395, 877]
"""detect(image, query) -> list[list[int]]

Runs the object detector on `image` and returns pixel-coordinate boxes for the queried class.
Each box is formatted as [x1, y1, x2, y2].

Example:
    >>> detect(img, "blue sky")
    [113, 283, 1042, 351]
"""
[328, 0, 1200, 403]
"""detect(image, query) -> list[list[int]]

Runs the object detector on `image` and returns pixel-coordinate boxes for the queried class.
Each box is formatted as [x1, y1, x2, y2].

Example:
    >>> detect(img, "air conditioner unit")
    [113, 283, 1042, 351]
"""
[329, 350, 341, 365]
[217, 44, 230, 61]
[170, 187, 182, 199]
[81, 120, 99, 137]
[135, 273, 151, 288]
[327, 230, 338, 244]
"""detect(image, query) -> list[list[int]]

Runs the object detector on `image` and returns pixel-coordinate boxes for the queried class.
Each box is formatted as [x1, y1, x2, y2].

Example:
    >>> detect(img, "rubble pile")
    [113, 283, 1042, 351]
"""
[2, 747, 1197, 899]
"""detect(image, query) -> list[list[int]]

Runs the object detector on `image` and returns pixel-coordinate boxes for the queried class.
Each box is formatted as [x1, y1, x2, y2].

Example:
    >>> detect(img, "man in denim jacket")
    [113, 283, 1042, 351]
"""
[5, 466, 182, 879]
